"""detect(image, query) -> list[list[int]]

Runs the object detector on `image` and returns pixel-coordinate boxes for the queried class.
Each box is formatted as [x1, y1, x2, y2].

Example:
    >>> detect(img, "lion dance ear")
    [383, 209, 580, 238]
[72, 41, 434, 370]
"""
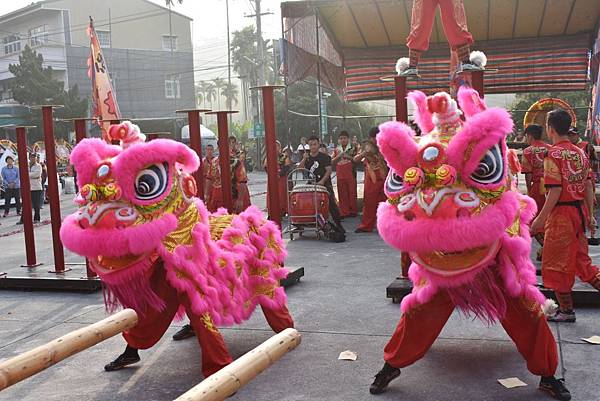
[407, 91, 435, 134]
[457, 86, 487, 118]
[377, 121, 419, 174]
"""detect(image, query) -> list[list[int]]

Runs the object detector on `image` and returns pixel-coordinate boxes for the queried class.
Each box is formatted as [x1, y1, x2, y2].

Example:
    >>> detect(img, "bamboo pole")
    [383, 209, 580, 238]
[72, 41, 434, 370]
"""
[0, 309, 138, 391]
[175, 328, 301, 401]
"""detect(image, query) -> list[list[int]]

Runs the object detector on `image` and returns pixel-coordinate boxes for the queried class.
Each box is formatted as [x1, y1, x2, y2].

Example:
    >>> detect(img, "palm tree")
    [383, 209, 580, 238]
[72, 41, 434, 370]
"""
[221, 82, 239, 111]
[205, 83, 217, 109]
[195, 87, 204, 109]
[197, 81, 212, 109]
[212, 77, 226, 110]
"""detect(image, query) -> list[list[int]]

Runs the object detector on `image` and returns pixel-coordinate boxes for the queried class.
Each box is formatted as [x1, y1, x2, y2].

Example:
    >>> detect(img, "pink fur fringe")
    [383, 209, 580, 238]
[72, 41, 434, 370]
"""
[376, 121, 419, 175]
[457, 86, 487, 118]
[407, 91, 435, 134]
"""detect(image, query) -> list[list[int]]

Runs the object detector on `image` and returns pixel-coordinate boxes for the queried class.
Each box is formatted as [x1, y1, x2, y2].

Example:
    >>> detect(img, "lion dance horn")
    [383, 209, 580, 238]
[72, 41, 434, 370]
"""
[107, 121, 146, 148]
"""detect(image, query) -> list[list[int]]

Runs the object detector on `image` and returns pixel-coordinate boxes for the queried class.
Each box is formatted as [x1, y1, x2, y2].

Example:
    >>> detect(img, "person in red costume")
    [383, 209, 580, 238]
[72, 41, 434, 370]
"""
[264, 141, 292, 216]
[396, 0, 484, 77]
[530, 110, 600, 323]
[522, 124, 550, 259]
[229, 136, 251, 213]
[332, 131, 358, 218]
[354, 128, 388, 233]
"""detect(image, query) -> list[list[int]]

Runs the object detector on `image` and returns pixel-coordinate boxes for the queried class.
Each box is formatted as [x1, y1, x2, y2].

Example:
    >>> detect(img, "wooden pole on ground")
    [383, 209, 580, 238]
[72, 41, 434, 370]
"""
[175, 328, 301, 401]
[0, 309, 138, 391]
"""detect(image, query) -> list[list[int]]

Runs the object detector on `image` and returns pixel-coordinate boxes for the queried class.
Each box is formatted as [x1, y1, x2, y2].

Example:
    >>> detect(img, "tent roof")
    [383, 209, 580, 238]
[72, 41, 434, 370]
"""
[282, 0, 600, 50]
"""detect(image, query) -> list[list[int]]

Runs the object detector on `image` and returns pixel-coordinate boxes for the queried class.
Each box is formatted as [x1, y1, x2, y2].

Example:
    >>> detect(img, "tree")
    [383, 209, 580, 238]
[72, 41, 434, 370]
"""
[205, 83, 217, 109]
[212, 77, 226, 110]
[221, 82, 239, 110]
[510, 89, 591, 135]
[197, 81, 213, 109]
[9, 45, 88, 140]
[274, 80, 379, 147]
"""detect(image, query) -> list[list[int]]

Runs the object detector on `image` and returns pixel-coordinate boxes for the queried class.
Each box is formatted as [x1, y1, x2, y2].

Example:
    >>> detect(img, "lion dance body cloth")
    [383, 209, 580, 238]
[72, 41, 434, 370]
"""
[376, 88, 559, 378]
[59, 122, 294, 377]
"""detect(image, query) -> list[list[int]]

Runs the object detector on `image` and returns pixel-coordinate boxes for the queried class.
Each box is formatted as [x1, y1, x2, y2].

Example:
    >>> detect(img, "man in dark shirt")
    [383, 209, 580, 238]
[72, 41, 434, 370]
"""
[299, 136, 344, 232]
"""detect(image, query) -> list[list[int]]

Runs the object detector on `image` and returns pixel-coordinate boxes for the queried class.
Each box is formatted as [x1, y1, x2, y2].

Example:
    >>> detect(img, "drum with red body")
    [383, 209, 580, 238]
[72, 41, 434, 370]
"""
[289, 184, 329, 224]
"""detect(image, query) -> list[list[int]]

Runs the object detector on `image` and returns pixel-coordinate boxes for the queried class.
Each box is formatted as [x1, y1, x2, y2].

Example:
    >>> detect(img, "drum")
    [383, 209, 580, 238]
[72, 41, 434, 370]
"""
[289, 184, 329, 225]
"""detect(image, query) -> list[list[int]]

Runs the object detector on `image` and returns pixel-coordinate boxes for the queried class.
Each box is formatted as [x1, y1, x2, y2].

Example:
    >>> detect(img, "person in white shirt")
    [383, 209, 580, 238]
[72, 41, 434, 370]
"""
[18, 153, 43, 224]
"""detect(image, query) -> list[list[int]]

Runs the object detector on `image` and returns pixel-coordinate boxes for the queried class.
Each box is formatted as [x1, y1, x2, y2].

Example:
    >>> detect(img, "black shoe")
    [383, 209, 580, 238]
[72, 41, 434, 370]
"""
[539, 376, 571, 400]
[104, 352, 140, 371]
[172, 324, 195, 340]
[16, 220, 22, 225]
[370, 363, 401, 395]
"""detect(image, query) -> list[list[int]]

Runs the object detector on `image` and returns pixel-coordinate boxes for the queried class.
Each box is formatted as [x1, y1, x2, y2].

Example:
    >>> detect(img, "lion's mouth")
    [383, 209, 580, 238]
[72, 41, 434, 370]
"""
[410, 240, 500, 277]
[96, 254, 146, 272]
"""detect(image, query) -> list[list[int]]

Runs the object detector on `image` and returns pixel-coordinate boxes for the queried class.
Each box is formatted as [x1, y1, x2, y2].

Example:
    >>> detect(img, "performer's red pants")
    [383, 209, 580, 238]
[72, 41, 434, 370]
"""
[337, 162, 357, 217]
[542, 205, 599, 292]
[528, 182, 546, 217]
[384, 291, 558, 376]
[407, 0, 474, 51]
[358, 176, 386, 232]
[122, 266, 294, 377]
[234, 183, 251, 214]
[207, 186, 223, 212]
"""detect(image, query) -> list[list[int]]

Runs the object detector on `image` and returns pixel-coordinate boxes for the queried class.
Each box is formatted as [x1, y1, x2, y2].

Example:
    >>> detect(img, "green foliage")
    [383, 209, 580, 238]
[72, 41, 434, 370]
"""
[231, 25, 275, 84]
[9, 45, 88, 140]
[509, 89, 591, 135]
[222, 82, 239, 110]
[274, 81, 379, 147]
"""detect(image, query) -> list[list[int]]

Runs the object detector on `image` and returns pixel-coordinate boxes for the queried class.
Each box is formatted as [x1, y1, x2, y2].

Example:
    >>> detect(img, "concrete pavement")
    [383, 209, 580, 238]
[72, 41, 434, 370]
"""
[0, 172, 599, 401]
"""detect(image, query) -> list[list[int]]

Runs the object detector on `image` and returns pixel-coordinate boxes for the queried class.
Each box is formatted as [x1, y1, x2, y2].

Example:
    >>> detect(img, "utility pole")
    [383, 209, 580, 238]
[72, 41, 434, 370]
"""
[246, 0, 273, 167]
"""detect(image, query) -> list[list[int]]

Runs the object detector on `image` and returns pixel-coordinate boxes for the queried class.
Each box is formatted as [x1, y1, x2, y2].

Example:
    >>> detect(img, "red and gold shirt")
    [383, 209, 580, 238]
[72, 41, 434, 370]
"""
[334, 144, 356, 180]
[543, 140, 590, 202]
[207, 156, 222, 188]
[230, 151, 248, 183]
[521, 140, 550, 183]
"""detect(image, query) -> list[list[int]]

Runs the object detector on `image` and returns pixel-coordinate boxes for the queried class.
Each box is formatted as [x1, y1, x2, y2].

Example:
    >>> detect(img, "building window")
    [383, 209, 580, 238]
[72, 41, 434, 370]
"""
[162, 35, 177, 51]
[3, 35, 21, 55]
[29, 25, 48, 47]
[165, 78, 180, 99]
[96, 30, 111, 48]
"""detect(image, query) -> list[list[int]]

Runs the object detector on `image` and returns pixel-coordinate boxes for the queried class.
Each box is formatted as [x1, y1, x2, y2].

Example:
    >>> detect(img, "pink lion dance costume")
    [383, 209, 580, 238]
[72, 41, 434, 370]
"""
[369, 87, 571, 400]
[60, 122, 294, 377]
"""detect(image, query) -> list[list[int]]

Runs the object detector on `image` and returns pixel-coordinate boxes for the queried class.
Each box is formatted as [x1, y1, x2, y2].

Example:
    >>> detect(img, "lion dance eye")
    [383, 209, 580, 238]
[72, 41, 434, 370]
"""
[135, 162, 169, 200]
[386, 172, 405, 193]
[470, 144, 504, 185]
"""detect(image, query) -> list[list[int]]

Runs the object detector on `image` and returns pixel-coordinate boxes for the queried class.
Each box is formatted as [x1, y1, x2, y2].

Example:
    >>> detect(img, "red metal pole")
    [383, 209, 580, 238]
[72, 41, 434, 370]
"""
[187, 111, 204, 201]
[260, 87, 282, 227]
[471, 70, 484, 98]
[41, 106, 66, 273]
[15, 127, 37, 267]
[215, 112, 234, 213]
[394, 76, 410, 278]
[73, 119, 96, 279]
[394, 76, 408, 123]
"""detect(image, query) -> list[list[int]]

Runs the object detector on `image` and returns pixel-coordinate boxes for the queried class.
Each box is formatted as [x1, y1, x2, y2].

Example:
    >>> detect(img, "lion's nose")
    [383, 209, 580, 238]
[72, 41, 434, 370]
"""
[77, 202, 137, 229]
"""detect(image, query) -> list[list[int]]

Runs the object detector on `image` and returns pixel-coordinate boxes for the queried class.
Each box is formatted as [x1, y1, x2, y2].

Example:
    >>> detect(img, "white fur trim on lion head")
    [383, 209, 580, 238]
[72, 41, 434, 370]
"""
[469, 51, 487, 68]
[396, 57, 410, 75]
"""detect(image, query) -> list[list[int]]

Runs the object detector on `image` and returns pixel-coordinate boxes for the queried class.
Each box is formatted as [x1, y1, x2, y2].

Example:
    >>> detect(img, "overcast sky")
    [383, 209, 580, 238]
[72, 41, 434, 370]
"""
[0, 0, 283, 81]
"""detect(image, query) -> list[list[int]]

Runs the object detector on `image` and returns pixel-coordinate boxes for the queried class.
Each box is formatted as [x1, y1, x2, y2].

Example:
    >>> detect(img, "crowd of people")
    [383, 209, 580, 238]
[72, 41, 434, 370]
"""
[522, 111, 600, 323]
[0, 153, 47, 226]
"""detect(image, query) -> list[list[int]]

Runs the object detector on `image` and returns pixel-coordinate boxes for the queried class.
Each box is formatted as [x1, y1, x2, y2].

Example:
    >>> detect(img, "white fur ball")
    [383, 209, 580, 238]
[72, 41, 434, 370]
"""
[395, 57, 410, 74]
[469, 51, 487, 68]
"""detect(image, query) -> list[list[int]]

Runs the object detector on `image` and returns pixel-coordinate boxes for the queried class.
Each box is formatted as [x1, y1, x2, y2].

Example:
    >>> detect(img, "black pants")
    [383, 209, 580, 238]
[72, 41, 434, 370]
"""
[31, 190, 42, 222]
[3, 187, 21, 214]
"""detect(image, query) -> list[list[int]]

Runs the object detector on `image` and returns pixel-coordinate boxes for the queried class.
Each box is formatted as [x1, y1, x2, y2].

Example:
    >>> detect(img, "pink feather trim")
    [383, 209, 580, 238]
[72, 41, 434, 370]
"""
[407, 91, 435, 133]
[377, 121, 419, 175]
